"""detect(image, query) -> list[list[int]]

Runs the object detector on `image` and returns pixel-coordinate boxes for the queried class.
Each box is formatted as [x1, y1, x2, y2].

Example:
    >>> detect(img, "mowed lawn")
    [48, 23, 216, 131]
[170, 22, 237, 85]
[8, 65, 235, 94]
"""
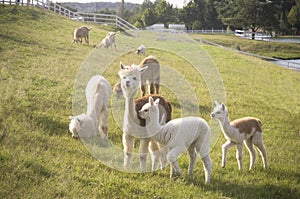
[0, 5, 299, 199]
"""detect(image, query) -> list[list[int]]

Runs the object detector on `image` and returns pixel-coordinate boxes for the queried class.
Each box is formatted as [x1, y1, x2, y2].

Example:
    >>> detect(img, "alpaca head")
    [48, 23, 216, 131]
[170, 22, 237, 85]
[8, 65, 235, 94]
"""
[138, 96, 160, 122]
[211, 101, 228, 121]
[69, 114, 97, 138]
[118, 62, 147, 97]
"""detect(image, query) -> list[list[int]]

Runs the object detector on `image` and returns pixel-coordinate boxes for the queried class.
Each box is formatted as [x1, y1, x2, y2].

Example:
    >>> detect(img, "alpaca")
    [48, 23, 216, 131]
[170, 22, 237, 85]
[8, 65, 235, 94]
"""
[211, 101, 268, 170]
[138, 97, 212, 184]
[136, 44, 146, 55]
[99, 32, 117, 48]
[118, 63, 171, 172]
[139, 55, 160, 97]
[69, 75, 111, 139]
[73, 26, 92, 44]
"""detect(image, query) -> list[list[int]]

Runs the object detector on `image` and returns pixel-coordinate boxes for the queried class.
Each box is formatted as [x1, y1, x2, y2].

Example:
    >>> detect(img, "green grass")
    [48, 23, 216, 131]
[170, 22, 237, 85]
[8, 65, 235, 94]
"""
[192, 34, 300, 59]
[1, 5, 300, 199]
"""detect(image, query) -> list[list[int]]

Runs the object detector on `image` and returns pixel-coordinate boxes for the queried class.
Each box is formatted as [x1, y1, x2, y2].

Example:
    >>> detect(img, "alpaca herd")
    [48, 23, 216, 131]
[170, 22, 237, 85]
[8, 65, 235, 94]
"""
[72, 26, 118, 48]
[69, 31, 268, 184]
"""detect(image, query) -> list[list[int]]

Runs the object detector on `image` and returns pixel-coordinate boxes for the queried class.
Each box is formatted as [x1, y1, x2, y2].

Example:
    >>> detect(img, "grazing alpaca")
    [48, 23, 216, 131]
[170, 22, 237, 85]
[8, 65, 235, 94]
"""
[139, 97, 212, 184]
[136, 44, 146, 55]
[211, 101, 268, 170]
[139, 55, 160, 97]
[118, 63, 171, 172]
[69, 75, 111, 139]
[73, 26, 92, 44]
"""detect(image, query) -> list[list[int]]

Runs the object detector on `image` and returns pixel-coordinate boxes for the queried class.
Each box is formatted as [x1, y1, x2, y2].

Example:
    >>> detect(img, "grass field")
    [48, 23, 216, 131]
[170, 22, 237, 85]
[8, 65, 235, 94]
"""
[192, 34, 300, 59]
[0, 5, 299, 199]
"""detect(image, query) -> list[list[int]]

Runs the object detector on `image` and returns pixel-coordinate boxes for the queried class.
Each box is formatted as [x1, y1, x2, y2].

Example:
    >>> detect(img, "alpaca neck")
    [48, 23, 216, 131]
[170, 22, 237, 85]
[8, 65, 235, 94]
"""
[124, 95, 140, 126]
[146, 108, 163, 140]
[218, 115, 235, 139]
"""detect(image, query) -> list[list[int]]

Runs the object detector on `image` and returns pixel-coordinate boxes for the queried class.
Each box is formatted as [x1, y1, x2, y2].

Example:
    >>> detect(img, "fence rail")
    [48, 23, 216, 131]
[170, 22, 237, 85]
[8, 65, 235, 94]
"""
[1, 0, 138, 34]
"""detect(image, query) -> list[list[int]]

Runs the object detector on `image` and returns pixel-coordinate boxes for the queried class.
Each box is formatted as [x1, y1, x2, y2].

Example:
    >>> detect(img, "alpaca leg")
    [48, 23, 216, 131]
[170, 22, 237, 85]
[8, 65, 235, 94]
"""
[201, 154, 212, 184]
[244, 138, 256, 170]
[253, 132, 268, 169]
[170, 160, 181, 178]
[222, 140, 235, 168]
[139, 138, 150, 172]
[154, 83, 159, 94]
[187, 145, 197, 175]
[140, 84, 146, 96]
[150, 83, 155, 94]
[167, 146, 185, 177]
[149, 140, 161, 171]
[159, 144, 168, 170]
[236, 143, 244, 170]
[122, 133, 134, 168]
[99, 109, 109, 139]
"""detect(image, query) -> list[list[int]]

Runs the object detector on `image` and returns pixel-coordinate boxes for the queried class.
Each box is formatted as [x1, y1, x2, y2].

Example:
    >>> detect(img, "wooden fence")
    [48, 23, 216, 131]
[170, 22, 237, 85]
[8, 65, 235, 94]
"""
[1, 0, 138, 33]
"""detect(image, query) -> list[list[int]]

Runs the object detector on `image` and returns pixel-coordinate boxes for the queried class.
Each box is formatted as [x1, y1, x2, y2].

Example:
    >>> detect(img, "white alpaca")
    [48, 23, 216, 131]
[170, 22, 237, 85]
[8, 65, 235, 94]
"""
[136, 44, 146, 55]
[139, 97, 212, 184]
[211, 101, 268, 170]
[118, 63, 169, 172]
[69, 75, 112, 139]
[99, 32, 117, 48]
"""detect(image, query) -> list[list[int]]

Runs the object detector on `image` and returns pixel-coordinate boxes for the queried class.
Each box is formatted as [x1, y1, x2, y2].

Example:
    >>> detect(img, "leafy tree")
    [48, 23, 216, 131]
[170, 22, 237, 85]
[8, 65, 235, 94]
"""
[288, 0, 300, 33]
[215, 0, 279, 39]
[179, 1, 199, 29]
[155, 0, 174, 27]
[142, 8, 157, 26]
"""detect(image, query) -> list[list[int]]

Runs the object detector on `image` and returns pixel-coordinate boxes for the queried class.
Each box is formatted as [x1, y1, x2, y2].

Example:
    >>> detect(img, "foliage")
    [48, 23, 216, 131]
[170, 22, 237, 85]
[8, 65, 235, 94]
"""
[214, 0, 279, 38]
[288, 0, 300, 33]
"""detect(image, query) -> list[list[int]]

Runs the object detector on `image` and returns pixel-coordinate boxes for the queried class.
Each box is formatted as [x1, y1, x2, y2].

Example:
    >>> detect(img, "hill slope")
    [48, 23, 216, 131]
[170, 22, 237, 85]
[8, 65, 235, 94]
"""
[0, 5, 299, 199]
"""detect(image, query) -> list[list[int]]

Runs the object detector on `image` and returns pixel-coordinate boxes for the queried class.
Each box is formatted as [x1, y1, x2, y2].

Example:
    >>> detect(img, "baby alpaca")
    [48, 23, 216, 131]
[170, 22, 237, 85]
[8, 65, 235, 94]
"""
[69, 75, 111, 139]
[211, 101, 268, 170]
[139, 97, 212, 184]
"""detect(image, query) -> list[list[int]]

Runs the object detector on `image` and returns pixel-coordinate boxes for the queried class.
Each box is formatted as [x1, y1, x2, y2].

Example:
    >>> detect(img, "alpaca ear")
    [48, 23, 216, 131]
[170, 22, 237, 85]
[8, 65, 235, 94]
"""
[154, 98, 160, 105]
[69, 116, 73, 120]
[120, 62, 125, 69]
[214, 101, 219, 106]
[221, 103, 226, 111]
[139, 66, 148, 73]
[76, 118, 82, 126]
[149, 96, 154, 105]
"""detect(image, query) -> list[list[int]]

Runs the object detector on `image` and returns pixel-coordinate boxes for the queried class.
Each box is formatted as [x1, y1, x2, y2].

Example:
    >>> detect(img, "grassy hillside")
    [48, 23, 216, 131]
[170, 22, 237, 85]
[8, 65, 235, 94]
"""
[1, 5, 299, 199]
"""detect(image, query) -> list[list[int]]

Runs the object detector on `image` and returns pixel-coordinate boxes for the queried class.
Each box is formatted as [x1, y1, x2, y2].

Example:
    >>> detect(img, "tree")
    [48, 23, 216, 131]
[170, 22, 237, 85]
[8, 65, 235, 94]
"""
[288, 0, 300, 33]
[154, 0, 174, 27]
[142, 8, 157, 26]
[215, 0, 279, 39]
[120, 0, 124, 18]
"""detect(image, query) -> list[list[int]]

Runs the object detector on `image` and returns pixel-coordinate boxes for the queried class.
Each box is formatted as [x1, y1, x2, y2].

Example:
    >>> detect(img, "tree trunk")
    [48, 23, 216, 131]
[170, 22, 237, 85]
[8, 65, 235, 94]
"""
[120, 0, 125, 18]
[251, 28, 255, 40]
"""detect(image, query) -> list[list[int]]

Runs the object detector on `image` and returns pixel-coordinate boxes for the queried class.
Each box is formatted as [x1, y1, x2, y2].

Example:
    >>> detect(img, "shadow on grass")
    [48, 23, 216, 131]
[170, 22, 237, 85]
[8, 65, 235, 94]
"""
[35, 115, 67, 136]
[182, 170, 300, 199]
